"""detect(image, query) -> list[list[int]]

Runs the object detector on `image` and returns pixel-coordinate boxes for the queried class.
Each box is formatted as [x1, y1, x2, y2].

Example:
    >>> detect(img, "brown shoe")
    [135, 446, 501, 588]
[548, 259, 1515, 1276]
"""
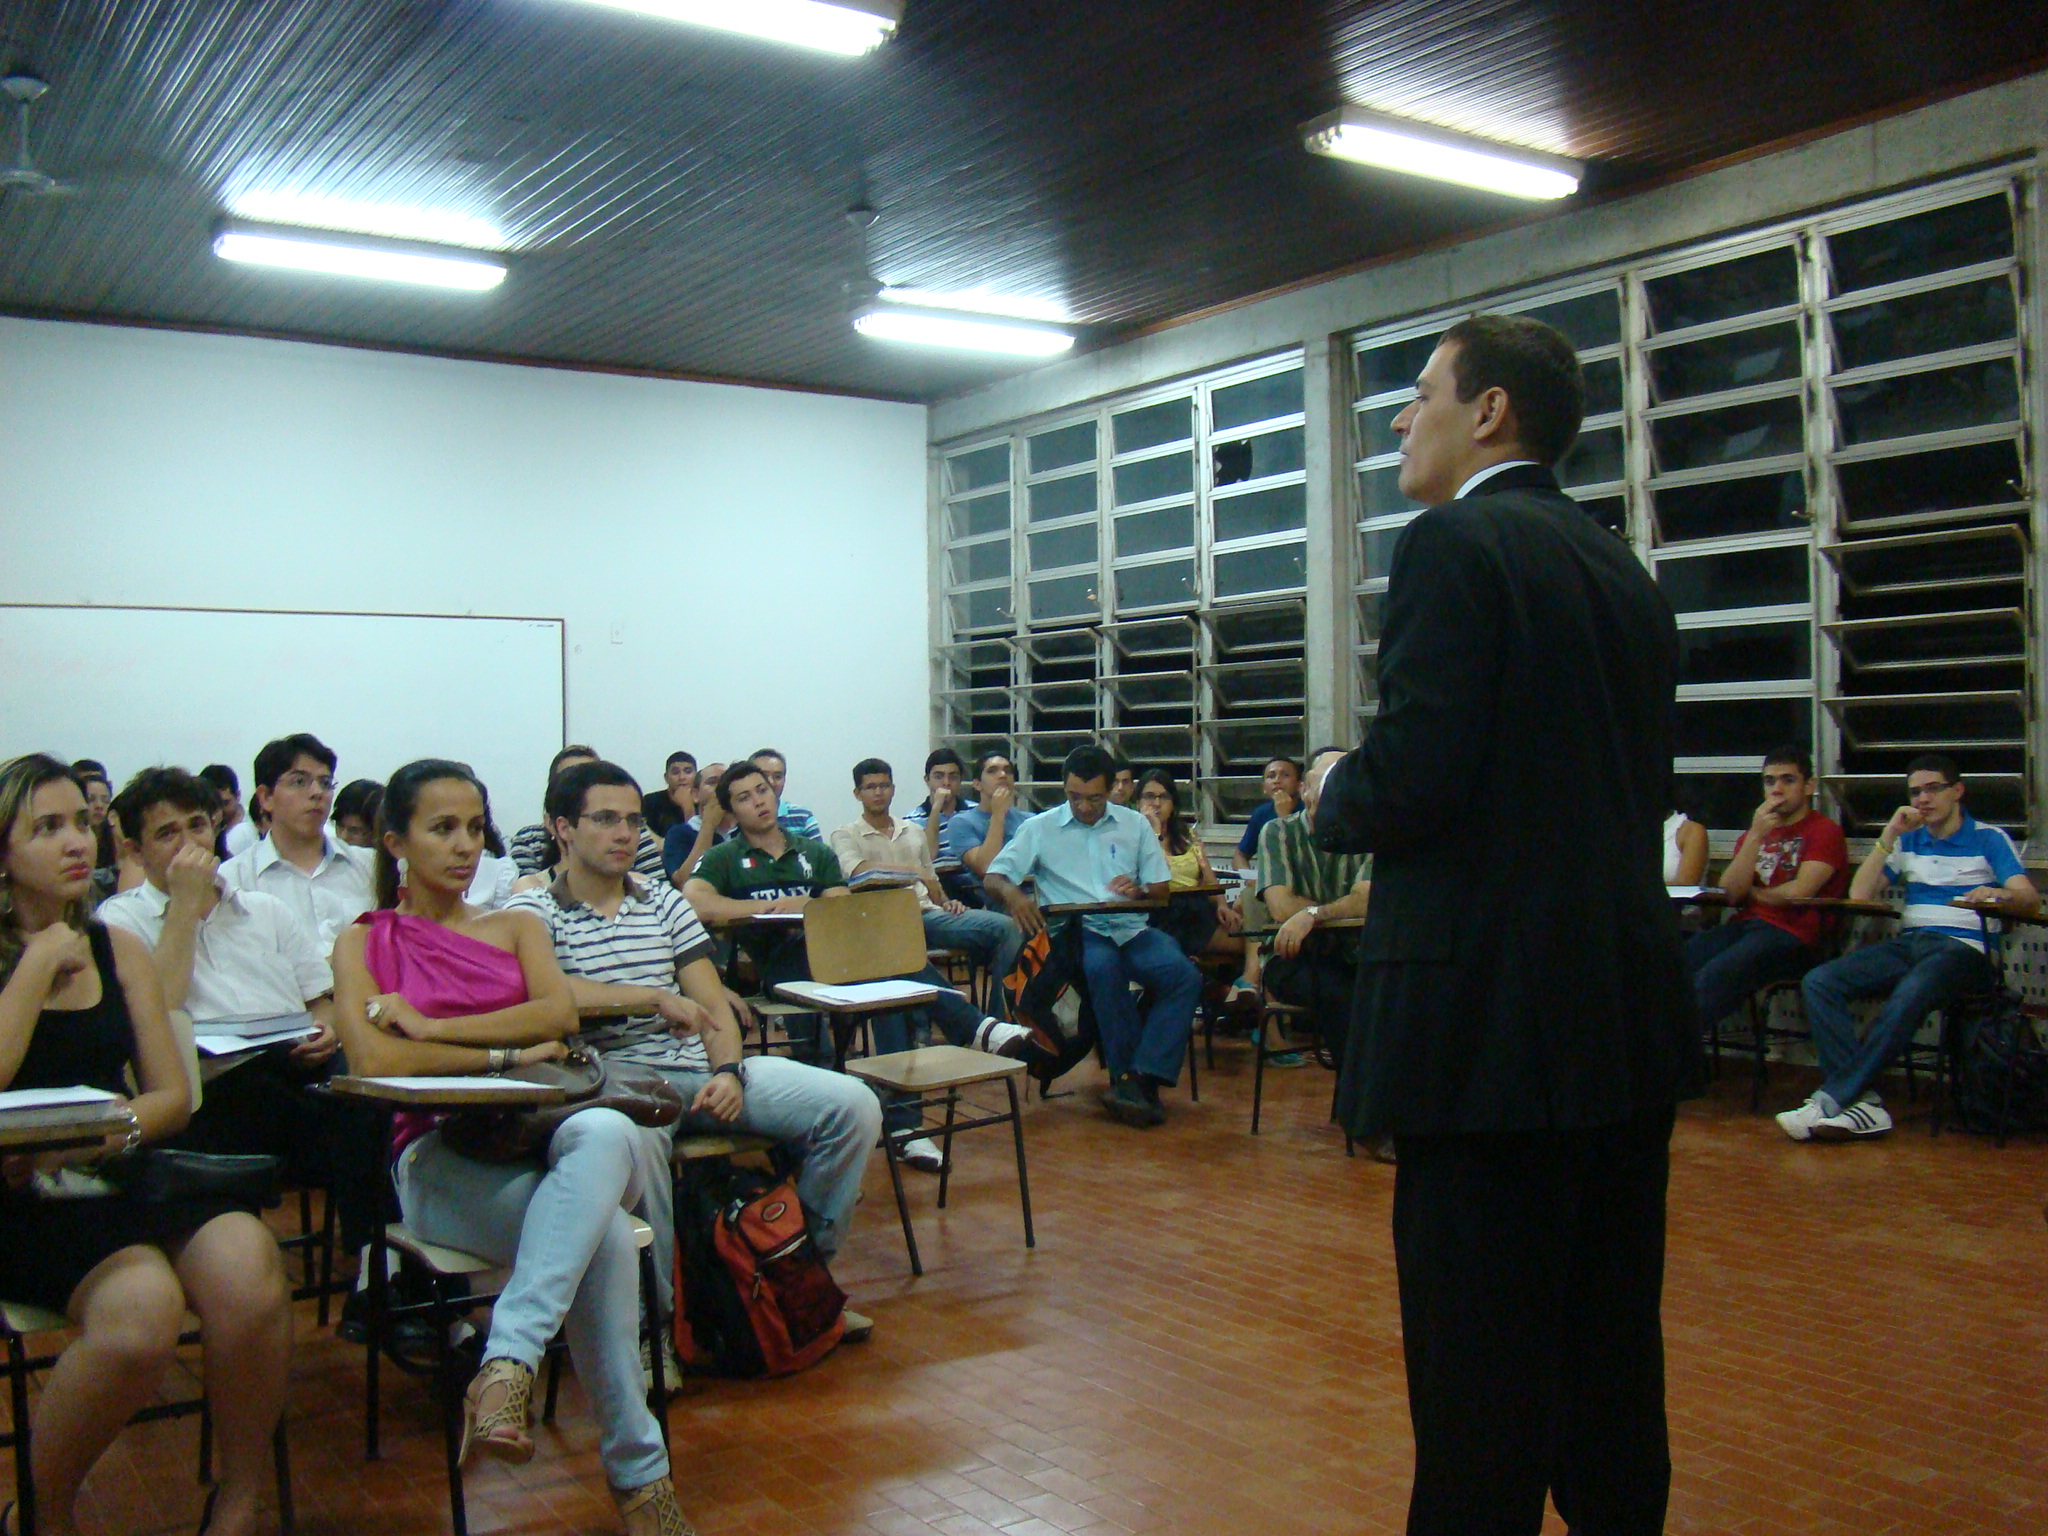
[614, 1475, 698, 1536]
[459, 1356, 535, 1466]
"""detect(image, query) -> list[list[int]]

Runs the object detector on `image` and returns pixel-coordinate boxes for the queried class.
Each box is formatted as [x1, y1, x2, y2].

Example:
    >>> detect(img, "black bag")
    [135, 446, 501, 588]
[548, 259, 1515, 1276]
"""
[1001, 925, 1095, 1090]
[109, 1149, 283, 1209]
[439, 1048, 685, 1163]
[1953, 994, 2048, 1136]
[671, 1158, 845, 1378]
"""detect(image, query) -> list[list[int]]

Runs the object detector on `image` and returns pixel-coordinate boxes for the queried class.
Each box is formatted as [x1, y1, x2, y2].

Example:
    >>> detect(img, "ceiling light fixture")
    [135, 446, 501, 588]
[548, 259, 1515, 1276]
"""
[213, 221, 507, 291]
[878, 286, 1070, 324]
[555, 0, 901, 55]
[1302, 107, 1582, 200]
[229, 191, 506, 249]
[854, 300, 1074, 357]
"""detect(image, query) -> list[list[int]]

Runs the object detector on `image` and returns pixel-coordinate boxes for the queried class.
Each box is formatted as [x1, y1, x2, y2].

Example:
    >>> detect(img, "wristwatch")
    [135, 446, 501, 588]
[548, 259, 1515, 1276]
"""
[712, 1062, 745, 1085]
[1303, 905, 1321, 927]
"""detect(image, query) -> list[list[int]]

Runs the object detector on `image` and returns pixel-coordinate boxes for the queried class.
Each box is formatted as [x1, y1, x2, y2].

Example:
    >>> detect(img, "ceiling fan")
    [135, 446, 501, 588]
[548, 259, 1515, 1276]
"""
[1, 71, 80, 200]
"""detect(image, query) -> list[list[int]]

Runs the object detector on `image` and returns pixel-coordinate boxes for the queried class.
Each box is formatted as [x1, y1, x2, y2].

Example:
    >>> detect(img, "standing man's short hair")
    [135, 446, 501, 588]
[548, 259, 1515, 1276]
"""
[852, 757, 892, 787]
[1062, 745, 1116, 788]
[1437, 313, 1585, 466]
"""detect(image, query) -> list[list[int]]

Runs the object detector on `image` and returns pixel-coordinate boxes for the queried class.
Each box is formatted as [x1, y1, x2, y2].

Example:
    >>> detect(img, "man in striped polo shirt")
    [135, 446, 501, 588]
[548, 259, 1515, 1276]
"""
[508, 759, 886, 1337]
[1783, 755, 2040, 1141]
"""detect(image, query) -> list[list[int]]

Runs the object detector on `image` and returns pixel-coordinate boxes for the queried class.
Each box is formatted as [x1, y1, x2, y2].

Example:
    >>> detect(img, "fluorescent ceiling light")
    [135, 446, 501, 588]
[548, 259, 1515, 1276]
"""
[878, 287, 1070, 324]
[554, 0, 901, 55]
[213, 222, 507, 292]
[1302, 107, 1582, 200]
[855, 301, 1074, 357]
[229, 191, 505, 249]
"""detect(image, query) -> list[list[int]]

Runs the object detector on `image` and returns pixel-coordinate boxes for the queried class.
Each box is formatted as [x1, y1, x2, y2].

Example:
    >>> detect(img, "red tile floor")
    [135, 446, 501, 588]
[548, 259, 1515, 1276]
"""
[9, 1044, 2046, 1535]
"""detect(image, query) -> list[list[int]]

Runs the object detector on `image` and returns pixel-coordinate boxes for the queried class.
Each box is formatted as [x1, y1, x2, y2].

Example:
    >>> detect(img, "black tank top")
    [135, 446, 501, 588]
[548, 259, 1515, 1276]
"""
[10, 923, 137, 1098]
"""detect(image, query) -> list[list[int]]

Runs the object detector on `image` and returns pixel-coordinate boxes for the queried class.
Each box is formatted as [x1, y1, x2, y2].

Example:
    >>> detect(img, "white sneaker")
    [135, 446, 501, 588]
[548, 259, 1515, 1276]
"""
[1810, 1097, 1893, 1141]
[1775, 1098, 1826, 1141]
[974, 1018, 1032, 1056]
[898, 1136, 945, 1172]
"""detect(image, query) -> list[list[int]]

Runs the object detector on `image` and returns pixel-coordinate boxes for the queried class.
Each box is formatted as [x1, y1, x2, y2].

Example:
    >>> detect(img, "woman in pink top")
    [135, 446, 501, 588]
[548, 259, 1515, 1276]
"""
[330, 760, 690, 1536]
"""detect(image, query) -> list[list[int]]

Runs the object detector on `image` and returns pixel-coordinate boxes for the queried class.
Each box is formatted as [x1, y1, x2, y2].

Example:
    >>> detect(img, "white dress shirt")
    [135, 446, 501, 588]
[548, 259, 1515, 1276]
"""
[222, 819, 259, 857]
[1455, 459, 1542, 499]
[98, 880, 332, 1021]
[218, 833, 375, 953]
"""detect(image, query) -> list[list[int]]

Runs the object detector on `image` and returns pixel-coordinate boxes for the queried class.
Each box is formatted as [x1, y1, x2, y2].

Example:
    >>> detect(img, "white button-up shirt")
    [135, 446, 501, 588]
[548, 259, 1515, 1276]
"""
[98, 880, 332, 1022]
[827, 815, 942, 912]
[218, 834, 375, 954]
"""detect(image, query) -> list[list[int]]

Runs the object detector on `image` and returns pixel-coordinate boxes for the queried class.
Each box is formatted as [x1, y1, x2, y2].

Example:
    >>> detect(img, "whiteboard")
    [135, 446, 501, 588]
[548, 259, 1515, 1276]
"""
[0, 606, 566, 835]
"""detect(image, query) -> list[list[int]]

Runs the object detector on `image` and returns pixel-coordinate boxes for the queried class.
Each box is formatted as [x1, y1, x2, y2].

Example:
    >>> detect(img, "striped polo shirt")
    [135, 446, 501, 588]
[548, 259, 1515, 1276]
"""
[1885, 811, 2026, 953]
[506, 874, 717, 1070]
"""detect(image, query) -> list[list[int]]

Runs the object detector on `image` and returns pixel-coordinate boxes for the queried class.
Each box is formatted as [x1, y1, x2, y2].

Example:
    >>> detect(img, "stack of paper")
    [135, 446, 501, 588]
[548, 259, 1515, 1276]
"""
[192, 1012, 321, 1056]
[0, 1085, 118, 1113]
[799, 979, 942, 1007]
[848, 868, 921, 889]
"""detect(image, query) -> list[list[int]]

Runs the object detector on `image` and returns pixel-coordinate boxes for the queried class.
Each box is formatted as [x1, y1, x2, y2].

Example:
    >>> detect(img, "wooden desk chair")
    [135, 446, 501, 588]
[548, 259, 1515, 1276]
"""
[774, 888, 940, 1069]
[842, 1046, 1033, 1277]
[1, 1301, 294, 1536]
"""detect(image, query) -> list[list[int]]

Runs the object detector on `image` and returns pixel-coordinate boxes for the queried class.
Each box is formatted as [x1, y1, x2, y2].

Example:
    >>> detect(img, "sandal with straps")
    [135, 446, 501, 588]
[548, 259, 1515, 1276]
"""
[613, 1476, 698, 1536]
[458, 1356, 535, 1466]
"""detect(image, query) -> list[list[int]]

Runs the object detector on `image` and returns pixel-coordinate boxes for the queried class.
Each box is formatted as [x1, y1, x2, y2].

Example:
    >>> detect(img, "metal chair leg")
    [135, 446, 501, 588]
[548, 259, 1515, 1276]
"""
[1006, 1077, 1035, 1250]
[541, 1346, 564, 1424]
[6, 1327, 36, 1536]
[881, 1131, 922, 1277]
[315, 1189, 339, 1329]
[198, 1396, 213, 1483]
[436, 1280, 469, 1536]
[638, 1247, 670, 1454]
[935, 1090, 959, 1211]
[1251, 1006, 1271, 1134]
[1185, 1026, 1200, 1103]
[273, 1418, 295, 1535]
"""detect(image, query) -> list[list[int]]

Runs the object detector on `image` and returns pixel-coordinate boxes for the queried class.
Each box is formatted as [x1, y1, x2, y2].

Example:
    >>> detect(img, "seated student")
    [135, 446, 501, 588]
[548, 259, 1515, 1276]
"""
[747, 748, 822, 841]
[1232, 755, 1302, 872]
[641, 751, 697, 840]
[942, 751, 1031, 898]
[72, 758, 134, 899]
[331, 760, 692, 1534]
[218, 733, 375, 952]
[1683, 747, 1847, 1035]
[683, 760, 1037, 1167]
[201, 762, 254, 856]
[1135, 770, 1243, 958]
[1665, 805, 1709, 886]
[508, 760, 882, 1329]
[332, 778, 384, 849]
[1108, 755, 1138, 808]
[828, 757, 1027, 1010]
[904, 749, 981, 907]
[1255, 748, 1373, 1061]
[0, 755, 291, 1536]
[98, 768, 385, 1265]
[662, 760, 738, 887]
[509, 746, 663, 885]
[1782, 756, 2042, 1142]
[984, 745, 1200, 1129]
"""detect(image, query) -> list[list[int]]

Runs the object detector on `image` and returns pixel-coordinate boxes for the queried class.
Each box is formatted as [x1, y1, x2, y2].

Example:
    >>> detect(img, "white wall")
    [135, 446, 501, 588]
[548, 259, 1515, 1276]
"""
[0, 317, 930, 831]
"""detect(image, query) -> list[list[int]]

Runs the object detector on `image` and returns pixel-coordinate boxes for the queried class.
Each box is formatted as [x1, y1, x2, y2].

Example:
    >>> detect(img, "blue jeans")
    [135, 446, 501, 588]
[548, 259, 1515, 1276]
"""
[1683, 919, 1816, 1028]
[1800, 928, 1995, 1115]
[1079, 926, 1200, 1084]
[395, 1109, 670, 1492]
[638, 1054, 882, 1321]
[923, 907, 1024, 1015]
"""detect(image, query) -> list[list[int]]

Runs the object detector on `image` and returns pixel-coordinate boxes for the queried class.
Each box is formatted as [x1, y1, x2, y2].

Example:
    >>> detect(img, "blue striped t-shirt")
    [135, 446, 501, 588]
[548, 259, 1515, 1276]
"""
[1885, 811, 2025, 953]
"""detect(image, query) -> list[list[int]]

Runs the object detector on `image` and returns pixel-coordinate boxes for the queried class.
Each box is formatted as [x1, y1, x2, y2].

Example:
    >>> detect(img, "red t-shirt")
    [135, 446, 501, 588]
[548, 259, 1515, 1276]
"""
[1731, 813, 1849, 948]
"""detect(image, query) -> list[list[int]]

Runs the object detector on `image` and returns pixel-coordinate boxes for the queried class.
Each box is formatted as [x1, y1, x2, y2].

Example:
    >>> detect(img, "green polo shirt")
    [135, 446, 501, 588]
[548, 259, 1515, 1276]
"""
[694, 833, 843, 902]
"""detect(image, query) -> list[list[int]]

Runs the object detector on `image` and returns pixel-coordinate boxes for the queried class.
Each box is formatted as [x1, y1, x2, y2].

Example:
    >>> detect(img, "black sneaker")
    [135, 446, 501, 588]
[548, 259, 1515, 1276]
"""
[1102, 1073, 1161, 1128]
[1136, 1076, 1168, 1127]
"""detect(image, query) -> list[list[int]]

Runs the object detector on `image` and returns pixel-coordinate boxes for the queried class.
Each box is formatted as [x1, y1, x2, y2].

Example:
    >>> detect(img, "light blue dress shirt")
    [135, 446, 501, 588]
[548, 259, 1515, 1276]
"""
[987, 801, 1171, 943]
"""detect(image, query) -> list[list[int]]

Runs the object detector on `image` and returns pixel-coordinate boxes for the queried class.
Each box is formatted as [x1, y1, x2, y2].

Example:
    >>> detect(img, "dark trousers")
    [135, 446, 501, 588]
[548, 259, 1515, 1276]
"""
[1682, 918, 1815, 1029]
[1391, 1106, 1677, 1536]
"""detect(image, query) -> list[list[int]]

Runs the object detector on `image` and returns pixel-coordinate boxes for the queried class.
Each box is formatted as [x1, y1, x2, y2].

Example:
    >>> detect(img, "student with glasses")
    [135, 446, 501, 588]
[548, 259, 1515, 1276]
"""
[1781, 754, 2041, 1141]
[218, 733, 375, 951]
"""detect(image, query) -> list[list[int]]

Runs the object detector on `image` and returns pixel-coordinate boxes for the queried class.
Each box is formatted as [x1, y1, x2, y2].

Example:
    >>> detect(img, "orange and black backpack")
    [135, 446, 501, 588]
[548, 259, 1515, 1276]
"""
[673, 1160, 845, 1377]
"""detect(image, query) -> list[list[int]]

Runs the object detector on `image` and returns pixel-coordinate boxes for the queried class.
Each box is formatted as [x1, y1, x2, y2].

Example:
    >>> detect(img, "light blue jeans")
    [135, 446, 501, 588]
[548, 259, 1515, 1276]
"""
[638, 1055, 883, 1319]
[922, 907, 1024, 1016]
[395, 1108, 670, 1493]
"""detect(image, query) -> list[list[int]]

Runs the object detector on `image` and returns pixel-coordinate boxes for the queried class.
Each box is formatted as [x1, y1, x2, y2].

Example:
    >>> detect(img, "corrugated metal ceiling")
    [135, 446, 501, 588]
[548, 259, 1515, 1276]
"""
[1, 0, 2042, 402]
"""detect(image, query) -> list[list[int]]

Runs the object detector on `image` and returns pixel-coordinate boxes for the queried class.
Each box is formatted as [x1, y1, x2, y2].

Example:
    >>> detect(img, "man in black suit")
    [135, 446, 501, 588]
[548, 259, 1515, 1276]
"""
[1317, 313, 1702, 1536]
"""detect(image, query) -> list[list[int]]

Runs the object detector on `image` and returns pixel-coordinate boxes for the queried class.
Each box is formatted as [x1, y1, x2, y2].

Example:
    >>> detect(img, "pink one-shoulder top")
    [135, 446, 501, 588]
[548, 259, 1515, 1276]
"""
[360, 909, 530, 1162]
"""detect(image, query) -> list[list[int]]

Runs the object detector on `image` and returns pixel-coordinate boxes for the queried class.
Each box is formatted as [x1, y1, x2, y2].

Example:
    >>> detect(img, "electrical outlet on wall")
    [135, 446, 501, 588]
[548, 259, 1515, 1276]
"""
[610, 623, 624, 645]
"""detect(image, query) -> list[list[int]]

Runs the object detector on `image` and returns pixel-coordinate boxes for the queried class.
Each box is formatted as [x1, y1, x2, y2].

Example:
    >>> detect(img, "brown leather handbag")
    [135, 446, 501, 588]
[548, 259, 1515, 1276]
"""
[439, 1048, 686, 1163]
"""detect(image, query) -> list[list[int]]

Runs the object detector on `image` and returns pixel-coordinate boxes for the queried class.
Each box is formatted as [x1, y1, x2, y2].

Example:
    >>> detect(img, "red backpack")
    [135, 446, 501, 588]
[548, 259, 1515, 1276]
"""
[673, 1161, 845, 1377]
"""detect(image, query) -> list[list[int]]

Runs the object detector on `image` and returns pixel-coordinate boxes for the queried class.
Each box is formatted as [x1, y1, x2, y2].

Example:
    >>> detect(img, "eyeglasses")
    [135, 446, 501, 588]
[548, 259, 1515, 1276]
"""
[1907, 781, 1957, 800]
[578, 811, 646, 831]
[278, 772, 335, 794]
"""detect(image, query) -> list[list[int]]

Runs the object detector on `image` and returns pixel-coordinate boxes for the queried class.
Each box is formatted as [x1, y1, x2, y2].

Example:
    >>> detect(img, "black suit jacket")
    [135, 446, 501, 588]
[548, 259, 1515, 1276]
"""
[1318, 464, 1702, 1137]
